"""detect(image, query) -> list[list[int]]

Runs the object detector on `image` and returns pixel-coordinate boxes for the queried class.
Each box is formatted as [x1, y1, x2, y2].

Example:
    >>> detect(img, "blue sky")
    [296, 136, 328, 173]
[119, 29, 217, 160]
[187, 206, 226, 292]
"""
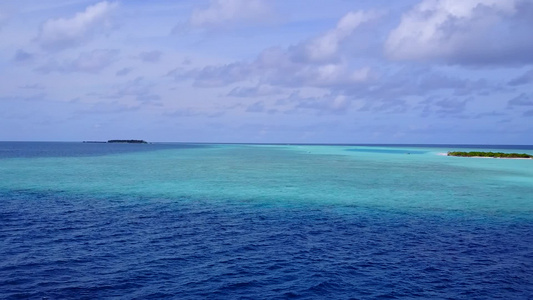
[1, 0, 532, 144]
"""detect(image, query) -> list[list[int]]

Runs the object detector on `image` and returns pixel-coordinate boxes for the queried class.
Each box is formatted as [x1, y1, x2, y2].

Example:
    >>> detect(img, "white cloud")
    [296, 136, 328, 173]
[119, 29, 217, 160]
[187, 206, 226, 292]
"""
[228, 85, 283, 97]
[37, 1, 117, 51]
[278, 92, 353, 115]
[116, 67, 132, 77]
[385, 0, 533, 64]
[71, 49, 119, 73]
[139, 50, 162, 63]
[38, 49, 119, 73]
[13, 49, 34, 62]
[179, 49, 372, 89]
[303, 11, 377, 62]
[508, 69, 533, 86]
[91, 76, 161, 104]
[174, 10, 375, 89]
[508, 94, 533, 107]
[189, 0, 272, 29]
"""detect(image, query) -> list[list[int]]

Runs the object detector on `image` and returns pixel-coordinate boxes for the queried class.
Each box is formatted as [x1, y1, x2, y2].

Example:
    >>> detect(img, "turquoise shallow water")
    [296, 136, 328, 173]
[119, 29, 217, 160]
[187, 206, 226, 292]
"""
[0, 143, 532, 298]
[1, 143, 532, 214]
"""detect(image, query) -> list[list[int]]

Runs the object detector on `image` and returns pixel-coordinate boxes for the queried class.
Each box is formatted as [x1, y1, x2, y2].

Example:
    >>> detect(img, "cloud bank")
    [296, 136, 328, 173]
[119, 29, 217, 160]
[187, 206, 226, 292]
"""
[189, 0, 272, 29]
[385, 0, 533, 64]
[1, 0, 532, 143]
[37, 1, 117, 51]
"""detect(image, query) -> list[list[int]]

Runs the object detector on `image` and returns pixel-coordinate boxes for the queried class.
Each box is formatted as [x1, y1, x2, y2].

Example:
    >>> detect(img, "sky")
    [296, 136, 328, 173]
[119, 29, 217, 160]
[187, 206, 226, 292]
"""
[1, 0, 532, 144]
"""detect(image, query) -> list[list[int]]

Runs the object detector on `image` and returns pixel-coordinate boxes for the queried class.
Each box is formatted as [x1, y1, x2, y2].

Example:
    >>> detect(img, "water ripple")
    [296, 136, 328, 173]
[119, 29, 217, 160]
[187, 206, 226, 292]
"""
[1, 191, 532, 299]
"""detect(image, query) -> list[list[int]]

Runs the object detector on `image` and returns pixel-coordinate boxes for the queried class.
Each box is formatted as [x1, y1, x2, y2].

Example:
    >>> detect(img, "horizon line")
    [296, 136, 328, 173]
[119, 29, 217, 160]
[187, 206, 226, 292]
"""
[1, 140, 532, 147]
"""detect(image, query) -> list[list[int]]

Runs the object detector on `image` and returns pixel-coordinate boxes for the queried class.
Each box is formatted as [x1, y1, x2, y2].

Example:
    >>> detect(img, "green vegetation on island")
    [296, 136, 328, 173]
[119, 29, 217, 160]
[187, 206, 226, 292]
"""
[83, 140, 148, 143]
[107, 140, 148, 144]
[447, 151, 532, 159]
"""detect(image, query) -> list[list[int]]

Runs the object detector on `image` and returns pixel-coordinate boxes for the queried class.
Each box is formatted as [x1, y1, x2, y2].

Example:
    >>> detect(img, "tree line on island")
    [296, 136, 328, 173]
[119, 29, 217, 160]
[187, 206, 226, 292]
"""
[83, 140, 148, 144]
[107, 139, 147, 144]
[447, 151, 532, 158]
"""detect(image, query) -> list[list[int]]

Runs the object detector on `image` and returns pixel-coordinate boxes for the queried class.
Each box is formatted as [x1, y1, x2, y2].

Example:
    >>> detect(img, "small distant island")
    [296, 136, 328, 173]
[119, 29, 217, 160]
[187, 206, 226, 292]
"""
[107, 140, 147, 144]
[447, 151, 533, 159]
[83, 140, 148, 144]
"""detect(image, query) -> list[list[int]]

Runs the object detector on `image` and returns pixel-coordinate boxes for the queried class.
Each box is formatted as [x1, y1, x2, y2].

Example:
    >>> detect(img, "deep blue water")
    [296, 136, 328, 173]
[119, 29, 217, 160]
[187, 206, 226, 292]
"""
[1, 142, 532, 299]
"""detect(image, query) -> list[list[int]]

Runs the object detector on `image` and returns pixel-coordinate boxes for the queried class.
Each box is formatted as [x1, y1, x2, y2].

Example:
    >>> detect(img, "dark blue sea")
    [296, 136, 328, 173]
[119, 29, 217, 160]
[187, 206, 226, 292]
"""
[1, 142, 532, 299]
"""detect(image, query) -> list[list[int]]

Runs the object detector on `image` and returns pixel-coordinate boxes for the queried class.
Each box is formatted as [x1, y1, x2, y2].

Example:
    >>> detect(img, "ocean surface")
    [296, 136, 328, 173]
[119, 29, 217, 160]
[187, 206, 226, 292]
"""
[1, 142, 532, 299]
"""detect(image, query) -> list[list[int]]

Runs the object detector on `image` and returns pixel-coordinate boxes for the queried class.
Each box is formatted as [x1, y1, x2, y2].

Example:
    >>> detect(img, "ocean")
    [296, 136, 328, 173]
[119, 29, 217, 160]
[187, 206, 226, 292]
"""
[0, 142, 532, 299]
